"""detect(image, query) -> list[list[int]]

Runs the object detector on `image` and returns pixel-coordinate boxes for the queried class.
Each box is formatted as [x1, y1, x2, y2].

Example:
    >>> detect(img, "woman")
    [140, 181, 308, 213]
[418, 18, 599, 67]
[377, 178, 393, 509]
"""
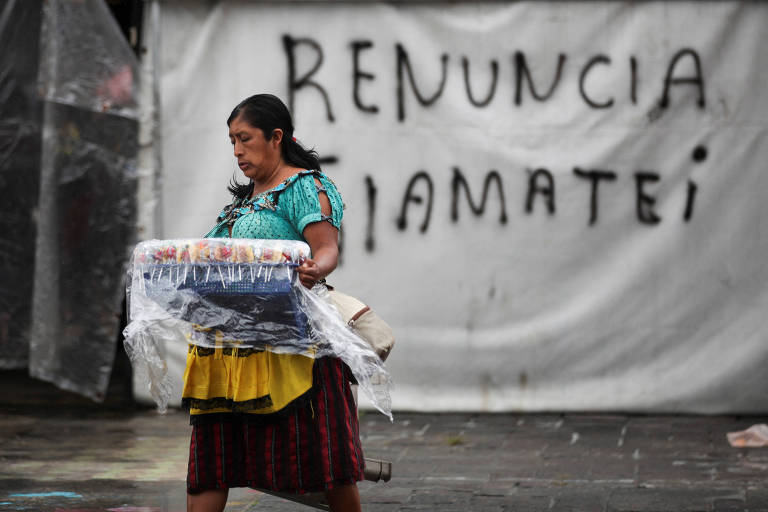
[184, 94, 363, 512]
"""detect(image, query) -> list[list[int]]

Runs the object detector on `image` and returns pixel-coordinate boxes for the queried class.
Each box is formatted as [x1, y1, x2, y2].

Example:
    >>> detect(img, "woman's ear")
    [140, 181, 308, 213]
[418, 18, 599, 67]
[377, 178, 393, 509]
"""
[270, 128, 284, 146]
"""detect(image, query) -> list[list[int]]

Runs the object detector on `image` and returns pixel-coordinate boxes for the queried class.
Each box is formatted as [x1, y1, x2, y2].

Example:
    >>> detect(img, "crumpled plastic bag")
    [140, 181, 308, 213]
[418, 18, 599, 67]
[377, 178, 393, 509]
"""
[123, 238, 392, 419]
[726, 424, 768, 448]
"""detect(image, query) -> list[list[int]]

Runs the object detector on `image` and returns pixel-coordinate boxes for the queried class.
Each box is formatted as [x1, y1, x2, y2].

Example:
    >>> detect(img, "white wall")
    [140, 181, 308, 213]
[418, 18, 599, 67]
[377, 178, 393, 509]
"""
[146, 1, 768, 413]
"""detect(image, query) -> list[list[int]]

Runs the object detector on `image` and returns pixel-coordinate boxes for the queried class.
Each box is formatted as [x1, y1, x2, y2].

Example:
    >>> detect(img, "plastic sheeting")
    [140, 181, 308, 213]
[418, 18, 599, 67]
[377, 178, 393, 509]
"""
[124, 238, 393, 419]
[0, 0, 140, 400]
[0, 0, 43, 369]
[38, 0, 140, 119]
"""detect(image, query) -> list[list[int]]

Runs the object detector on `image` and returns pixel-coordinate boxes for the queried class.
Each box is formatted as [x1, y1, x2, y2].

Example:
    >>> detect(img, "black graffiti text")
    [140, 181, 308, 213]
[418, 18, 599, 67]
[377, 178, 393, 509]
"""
[282, 35, 707, 122]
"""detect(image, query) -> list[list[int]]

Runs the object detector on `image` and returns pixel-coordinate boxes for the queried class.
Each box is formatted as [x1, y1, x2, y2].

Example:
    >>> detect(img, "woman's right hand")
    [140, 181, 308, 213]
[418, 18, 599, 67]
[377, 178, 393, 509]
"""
[297, 258, 323, 288]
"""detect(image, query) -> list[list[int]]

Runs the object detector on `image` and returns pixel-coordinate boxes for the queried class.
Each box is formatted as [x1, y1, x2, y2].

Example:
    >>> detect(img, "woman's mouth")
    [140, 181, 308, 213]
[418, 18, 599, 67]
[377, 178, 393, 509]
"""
[238, 162, 250, 171]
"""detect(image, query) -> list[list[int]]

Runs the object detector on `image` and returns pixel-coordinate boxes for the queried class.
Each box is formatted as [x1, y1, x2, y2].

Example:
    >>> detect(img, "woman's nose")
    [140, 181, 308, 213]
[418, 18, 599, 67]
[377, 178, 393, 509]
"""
[233, 141, 244, 157]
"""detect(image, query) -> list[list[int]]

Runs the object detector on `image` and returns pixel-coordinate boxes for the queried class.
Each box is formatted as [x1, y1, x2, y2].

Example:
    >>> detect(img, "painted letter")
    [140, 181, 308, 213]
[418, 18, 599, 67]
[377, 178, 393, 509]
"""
[573, 168, 617, 226]
[451, 168, 508, 224]
[514, 51, 566, 105]
[282, 35, 335, 122]
[396, 171, 434, 233]
[351, 40, 379, 114]
[364, 175, 377, 250]
[396, 43, 449, 121]
[579, 55, 614, 109]
[660, 48, 706, 109]
[525, 168, 556, 215]
[634, 172, 662, 224]
[462, 56, 498, 107]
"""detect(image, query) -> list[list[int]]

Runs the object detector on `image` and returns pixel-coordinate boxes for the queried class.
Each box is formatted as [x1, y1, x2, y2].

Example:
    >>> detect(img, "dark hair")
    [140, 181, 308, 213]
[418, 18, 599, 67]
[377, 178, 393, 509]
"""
[226, 94, 321, 199]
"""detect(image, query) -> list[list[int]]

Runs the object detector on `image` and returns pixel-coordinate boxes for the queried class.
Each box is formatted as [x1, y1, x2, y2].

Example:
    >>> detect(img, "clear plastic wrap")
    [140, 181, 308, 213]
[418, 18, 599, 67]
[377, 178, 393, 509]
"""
[38, 0, 140, 119]
[0, 0, 43, 369]
[124, 238, 393, 419]
[0, 0, 139, 397]
[27, 0, 139, 400]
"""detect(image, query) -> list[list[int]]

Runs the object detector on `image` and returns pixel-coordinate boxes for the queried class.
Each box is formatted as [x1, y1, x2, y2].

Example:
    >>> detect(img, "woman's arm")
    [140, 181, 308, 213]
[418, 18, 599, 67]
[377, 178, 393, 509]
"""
[299, 221, 339, 288]
[297, 181, 339, 288]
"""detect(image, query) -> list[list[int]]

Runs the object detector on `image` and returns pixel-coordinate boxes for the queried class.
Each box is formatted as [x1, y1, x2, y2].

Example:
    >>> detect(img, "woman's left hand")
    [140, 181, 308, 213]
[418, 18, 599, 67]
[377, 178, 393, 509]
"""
[297, 258, 323, 288]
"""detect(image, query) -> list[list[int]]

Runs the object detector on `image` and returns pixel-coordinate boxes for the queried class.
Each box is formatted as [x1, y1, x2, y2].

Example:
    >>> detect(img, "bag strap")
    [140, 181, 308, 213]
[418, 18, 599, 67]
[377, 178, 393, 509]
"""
[326, 284, 369, 326]
[348, 306, 371, 326]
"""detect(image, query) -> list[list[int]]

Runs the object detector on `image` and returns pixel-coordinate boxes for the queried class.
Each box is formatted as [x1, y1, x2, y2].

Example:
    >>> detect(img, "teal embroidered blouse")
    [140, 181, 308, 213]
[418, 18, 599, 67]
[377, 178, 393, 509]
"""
[204, 170, 343, 240]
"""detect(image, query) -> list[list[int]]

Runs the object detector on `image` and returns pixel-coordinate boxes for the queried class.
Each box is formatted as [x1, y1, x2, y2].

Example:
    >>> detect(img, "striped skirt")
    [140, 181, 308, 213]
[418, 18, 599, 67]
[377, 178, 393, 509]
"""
[187, 357, 365, 494]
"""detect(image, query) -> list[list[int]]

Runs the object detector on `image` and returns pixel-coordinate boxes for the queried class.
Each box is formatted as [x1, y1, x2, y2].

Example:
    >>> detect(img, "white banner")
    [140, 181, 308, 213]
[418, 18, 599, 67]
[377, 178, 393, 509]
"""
[154, 1, 768, 412]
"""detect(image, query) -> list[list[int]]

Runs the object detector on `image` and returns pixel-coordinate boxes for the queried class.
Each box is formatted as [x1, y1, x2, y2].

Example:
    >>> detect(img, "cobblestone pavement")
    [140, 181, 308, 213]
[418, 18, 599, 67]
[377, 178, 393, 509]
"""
[0, 406, 767, 511]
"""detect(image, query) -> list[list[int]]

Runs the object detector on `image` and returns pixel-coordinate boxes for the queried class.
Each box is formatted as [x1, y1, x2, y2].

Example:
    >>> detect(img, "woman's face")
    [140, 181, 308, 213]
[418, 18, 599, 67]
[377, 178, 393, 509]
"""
[228, 115, 282, 181]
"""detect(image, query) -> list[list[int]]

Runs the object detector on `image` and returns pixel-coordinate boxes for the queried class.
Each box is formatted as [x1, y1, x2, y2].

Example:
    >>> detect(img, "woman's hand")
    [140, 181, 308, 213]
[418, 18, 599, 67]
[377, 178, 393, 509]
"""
[297, 258, 324, 288]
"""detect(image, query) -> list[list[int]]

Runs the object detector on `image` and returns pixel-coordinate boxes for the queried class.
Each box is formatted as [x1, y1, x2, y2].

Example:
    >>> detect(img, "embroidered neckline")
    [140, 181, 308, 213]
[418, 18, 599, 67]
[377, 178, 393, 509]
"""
[208, 170, 320, 236]
[243, 169, 315, 206]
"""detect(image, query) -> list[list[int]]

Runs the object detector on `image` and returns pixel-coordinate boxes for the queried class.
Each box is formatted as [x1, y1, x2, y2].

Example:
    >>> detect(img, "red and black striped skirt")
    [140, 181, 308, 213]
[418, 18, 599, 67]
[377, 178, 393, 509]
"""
[187, 357, 365, 494]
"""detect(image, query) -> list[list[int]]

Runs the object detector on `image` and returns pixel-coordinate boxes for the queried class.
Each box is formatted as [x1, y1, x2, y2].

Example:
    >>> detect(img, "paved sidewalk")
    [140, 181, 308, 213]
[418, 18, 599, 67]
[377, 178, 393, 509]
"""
[1, 403, 767, 512]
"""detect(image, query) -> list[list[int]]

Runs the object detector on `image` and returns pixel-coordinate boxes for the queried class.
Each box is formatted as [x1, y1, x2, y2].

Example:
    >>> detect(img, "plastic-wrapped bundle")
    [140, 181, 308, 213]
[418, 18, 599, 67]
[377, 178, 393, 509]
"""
[124, 238, 392, 419]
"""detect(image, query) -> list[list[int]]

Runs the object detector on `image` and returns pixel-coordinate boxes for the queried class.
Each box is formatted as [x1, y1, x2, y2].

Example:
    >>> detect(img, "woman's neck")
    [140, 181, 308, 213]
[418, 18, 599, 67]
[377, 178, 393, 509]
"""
[249, 161, 304, 198]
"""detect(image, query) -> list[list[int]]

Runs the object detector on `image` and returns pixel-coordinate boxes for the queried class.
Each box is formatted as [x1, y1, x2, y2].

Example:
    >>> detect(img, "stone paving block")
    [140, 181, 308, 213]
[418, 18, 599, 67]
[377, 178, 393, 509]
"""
[359, 504, 398, 512]
[415, 478, 480, 494]
[398, 507, 469, 512]
[637, 458, 721, 484]
[717, 459, 768, 482]
[744, 487, 768, 509]
[743, 449, 768, 461]
[607, 487, 742, 512]
[503, 483, 559, 509]
[549, 486, 611, 511]
[403, 498, 475, 510]
[407, 488, 472, 505]
[586, 453, 638, 481]
[360, 482, 412, 504]
[564, 414, 628, 426]
[242, 493, 307, 511]
[534, 458, 591, 481]
[470, 494, 514, 507]
[502, 437, 551, 453]
[388, 461, 437, 476]
[475, 483, 516, 497]
[561, 424, 626, 448]
[711, 495, 749, 512]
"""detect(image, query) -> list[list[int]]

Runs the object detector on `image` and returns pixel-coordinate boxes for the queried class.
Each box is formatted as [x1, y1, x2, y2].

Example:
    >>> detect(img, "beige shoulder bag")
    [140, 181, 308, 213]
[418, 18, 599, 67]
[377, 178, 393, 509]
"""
[326, 287, 395, 361]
